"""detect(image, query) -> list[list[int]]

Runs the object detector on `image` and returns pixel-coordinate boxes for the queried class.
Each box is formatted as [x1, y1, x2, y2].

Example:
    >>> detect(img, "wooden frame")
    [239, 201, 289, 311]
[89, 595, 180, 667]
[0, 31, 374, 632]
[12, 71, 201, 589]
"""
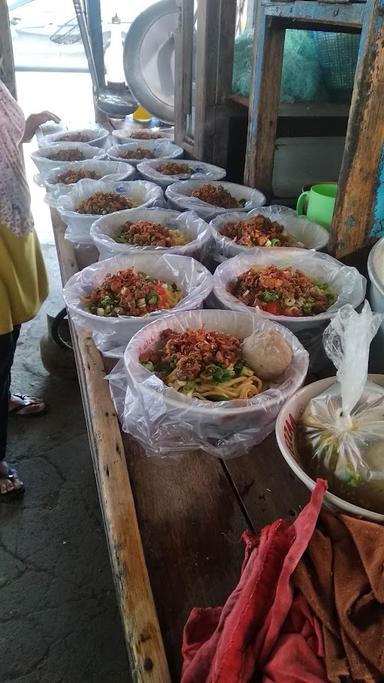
[329, 0, 384, 256]
[244, 1, 366, 194]
[174, 0, 383, 256]
[174, 0, 237, 165]
[243, 0, 384, 258]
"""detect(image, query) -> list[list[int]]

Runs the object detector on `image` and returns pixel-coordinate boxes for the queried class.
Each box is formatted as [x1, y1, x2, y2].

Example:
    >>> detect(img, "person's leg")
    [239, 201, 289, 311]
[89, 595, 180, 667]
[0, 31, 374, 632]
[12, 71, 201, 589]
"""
[8, 324, 46, 416]
[0, 327, 24, 496]
[0, 330, 14, 460]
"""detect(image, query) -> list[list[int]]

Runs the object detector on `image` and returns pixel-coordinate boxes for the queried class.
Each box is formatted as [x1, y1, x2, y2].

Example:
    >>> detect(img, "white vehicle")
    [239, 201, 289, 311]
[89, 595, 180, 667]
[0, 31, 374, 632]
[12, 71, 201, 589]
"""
[7, 0, 155, 71]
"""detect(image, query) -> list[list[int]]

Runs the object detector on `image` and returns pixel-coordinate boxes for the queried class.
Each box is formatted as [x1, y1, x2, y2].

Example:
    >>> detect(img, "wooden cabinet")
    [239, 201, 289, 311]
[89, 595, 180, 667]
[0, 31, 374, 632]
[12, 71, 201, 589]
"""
[174, 0, 384, 257]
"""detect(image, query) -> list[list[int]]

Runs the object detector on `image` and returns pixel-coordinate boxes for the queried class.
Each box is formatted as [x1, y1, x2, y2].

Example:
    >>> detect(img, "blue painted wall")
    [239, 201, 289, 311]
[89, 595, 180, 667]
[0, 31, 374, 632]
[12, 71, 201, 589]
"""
[371, 143, 384, 237]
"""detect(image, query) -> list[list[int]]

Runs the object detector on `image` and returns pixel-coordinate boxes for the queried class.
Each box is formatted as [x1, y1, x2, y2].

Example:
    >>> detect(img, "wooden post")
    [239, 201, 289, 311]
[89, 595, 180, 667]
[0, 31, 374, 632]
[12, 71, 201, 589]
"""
[329, 0, 384, 257]
[194, 0, 237, 164]
[244, 6, 285, 195]
[174, 0, 194, 150]
[0, 0, 16, 98]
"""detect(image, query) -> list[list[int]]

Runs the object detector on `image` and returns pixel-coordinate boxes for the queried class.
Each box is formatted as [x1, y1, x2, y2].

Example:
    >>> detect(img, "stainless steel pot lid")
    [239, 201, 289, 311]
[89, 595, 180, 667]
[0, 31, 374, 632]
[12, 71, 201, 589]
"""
[123, 0, 177, 124]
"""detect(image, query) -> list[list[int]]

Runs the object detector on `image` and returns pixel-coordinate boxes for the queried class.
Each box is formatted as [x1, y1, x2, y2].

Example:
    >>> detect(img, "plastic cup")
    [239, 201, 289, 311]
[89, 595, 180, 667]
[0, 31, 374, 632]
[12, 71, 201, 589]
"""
[296, 183, 337, 230]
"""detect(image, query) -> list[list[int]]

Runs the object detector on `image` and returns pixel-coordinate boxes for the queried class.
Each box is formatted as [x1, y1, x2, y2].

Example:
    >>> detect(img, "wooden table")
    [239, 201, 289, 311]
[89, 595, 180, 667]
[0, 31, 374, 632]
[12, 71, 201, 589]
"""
[52, 209, 311, 682]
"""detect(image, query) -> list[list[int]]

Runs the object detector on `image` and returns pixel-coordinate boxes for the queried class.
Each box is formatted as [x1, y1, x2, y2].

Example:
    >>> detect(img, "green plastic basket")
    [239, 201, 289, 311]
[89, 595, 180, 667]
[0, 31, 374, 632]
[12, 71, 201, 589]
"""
[313, 32, 360, 99]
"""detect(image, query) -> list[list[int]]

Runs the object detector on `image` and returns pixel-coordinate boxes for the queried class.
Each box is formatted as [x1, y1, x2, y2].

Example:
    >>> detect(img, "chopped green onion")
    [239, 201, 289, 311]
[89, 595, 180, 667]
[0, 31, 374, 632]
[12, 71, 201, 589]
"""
[207, 363, 235, 383]
[261, 291, 280, 302]
[142, 361, 154, 372]
[147, 292, 159, 305]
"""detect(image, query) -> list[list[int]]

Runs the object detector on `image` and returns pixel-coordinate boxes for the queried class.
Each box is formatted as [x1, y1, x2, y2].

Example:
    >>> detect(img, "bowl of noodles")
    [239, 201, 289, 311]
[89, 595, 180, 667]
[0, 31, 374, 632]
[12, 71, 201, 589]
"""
[106, 140, 183, 167]
[43, 160, 135, 202]
[276, 375, 384, 522]
[90, 208, 211, 262]
[56, 178, 164, 242]
[210, 206, 329, 260]
[30, 142, 105, 177]
[112, 128, 174, 143]
[63, 253, 213, 353]
[39, 125, 110, 148]
[165, 180, 266, 219]
[213, 250, 366, 333]
[118, 309, 309, 458]
[137, 159, 226, 188]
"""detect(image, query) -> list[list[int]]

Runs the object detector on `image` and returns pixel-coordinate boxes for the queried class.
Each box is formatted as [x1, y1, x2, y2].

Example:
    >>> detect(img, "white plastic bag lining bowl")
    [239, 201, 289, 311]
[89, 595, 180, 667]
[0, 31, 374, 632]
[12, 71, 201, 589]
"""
[38, 125, 110, 148]
[212, 249, 366, 332]
[63, 252, 213, 353]
[108, 309, 308, 458]
[90, 208, 212, 262]
[111, 128, 174, 144]
[137, 159, 226, 188]
[30, 142, 105, 177]
[106, 139, 183, 167]
[165, 180, 266, 219]
[56, 178, 165, 242]
[210, 205, 329, 259]
[212, 249, 366, 371]
[43, 160, 135, 204]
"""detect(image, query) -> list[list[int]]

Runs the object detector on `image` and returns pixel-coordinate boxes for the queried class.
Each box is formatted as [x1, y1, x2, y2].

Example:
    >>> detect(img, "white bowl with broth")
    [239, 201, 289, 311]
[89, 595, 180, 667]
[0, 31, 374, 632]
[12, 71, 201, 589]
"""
[276, 375, 384, 522]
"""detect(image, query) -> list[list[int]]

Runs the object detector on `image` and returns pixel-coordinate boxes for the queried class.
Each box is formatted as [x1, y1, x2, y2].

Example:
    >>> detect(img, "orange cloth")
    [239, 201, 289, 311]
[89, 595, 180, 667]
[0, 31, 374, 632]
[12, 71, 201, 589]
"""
[294, 512, 384, 682]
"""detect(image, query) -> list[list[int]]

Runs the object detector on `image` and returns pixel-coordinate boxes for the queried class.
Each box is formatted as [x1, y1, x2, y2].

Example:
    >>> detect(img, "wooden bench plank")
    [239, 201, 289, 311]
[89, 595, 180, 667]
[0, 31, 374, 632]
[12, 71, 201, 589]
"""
[51, 210, 171, 682]
[123, 438, 248, 679]
[224, 434, 310, 532]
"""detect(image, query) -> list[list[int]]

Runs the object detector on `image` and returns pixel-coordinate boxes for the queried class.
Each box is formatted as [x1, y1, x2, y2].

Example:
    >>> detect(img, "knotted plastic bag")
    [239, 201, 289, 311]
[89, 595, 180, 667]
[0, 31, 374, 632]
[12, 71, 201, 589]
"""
[297, 302, 384, 513]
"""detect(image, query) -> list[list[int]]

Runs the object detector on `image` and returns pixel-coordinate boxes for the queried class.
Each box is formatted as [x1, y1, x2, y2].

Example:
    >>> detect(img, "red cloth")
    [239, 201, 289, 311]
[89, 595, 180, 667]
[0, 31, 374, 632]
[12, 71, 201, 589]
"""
[181, 480, 328, 683]
[263, 593, 326, 683]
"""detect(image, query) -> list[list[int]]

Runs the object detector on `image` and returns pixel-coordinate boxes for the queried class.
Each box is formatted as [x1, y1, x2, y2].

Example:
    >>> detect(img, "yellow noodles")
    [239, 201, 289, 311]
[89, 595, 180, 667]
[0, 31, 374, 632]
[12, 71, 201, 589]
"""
[167, 366, 264, 401]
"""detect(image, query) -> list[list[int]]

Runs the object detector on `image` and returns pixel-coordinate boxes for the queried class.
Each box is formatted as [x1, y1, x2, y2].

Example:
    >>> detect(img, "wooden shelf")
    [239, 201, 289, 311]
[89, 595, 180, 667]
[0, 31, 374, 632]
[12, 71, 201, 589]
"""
[229, 94, 350, 118]
[229, 94, 249, 108]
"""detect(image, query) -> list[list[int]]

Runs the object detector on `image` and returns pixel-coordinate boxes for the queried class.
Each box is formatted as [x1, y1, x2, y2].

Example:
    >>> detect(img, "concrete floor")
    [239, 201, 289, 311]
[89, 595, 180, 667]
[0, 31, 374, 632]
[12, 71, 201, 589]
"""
[0, 246, 131, 682]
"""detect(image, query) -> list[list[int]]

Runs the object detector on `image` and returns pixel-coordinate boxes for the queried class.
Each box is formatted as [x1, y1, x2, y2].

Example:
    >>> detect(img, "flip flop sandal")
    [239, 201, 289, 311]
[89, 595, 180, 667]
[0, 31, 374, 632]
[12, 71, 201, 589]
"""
[9, 393, 47, 417]
[0, 467, 25, 501]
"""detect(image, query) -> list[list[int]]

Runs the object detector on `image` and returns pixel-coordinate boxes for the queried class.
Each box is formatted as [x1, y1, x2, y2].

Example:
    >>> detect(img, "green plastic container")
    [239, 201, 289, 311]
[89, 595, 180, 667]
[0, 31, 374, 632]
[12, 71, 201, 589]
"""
[296, 183, 337, 230]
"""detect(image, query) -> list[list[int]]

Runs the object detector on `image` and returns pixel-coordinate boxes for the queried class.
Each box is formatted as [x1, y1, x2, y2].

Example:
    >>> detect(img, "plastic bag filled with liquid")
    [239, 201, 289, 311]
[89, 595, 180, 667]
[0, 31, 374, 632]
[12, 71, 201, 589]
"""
[297, 302, 384, 514]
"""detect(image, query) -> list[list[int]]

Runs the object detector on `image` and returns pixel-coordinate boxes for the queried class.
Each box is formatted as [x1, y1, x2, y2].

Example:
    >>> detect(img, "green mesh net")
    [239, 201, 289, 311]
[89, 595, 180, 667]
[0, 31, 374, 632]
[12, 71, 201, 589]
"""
[232, 29, 359, 103]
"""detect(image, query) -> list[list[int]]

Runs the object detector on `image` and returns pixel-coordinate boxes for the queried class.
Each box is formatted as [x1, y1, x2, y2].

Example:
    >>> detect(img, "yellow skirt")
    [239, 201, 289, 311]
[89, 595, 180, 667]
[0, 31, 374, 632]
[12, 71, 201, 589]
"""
[0, 223, 48, 335]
